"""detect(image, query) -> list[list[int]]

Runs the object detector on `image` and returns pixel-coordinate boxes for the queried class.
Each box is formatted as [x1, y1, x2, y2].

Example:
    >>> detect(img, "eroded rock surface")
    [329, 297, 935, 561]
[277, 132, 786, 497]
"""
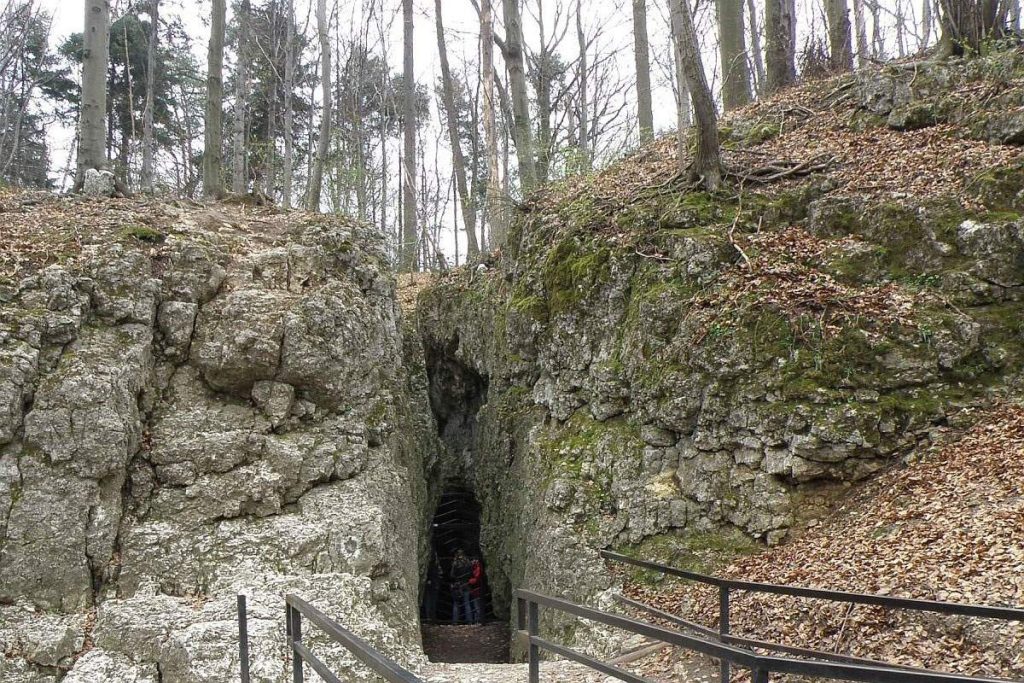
[0, 210, 436, 681]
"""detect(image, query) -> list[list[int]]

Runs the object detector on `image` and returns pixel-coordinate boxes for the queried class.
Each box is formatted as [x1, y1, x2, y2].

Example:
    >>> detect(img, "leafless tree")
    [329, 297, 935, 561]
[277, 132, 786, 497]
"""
[204, 0, 226, 197]
[76, 0, 111, 190]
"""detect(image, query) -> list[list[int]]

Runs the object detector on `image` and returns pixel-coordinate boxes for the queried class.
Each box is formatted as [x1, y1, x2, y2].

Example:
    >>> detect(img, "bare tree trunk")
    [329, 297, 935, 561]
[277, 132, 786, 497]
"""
[852, 0, 869, 66]
[435, 0, 479, 258]
[307, 0, 330, 211]
[869, 1, 884, 57]
[263, 0, 278, 199]
[632, 0, 655, 142]
[747, 0, 766, 92]
[671, 22, 692, 137]
[826, 0, 854, 70]
[482, 0, 505, 246]
[400, 0, 417, 271]
[670, 0, 721, 190]
[765, 0, 796, 93]
[938, 0, 1010, 54]
[232, 0, 250, 194]
[282, 0, 295, 208]
[576, 0, 591, 170]
[76, 0, 111, 190]
[501, 0, 538, 192]
[717, 0, 753, 111]
[922, 0, 934, 46]
[141, 0, 159, 192]
[204, 0, 226, 198]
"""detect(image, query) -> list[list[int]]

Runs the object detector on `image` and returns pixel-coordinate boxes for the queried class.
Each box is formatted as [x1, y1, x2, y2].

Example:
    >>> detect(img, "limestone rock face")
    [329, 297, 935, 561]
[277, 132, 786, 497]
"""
[0, 214, 435, 681]
[415, 146, 1022, 657]
[82, 169, 116, 197]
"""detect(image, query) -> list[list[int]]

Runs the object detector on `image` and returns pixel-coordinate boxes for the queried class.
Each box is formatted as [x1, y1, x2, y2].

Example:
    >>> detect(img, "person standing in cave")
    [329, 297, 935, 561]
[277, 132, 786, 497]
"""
[423, 552, 442, 621]
[450, 549, 473, 624]
[468, 555, 484, 624]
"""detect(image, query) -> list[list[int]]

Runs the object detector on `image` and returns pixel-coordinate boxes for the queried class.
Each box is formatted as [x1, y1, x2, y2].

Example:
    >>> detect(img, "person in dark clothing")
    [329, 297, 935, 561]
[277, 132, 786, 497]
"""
[468, 557, 483, 623]
[422, 552, 442, 621]
[449, 549, 473, 624]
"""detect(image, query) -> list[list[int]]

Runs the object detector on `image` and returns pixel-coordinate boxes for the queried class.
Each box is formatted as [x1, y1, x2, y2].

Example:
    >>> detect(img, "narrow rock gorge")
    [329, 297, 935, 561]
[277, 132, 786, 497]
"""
[2, 52, 1024, 682]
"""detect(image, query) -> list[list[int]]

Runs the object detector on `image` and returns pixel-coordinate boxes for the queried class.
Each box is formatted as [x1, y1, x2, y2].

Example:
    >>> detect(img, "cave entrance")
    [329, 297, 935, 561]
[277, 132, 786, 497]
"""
[420, 482, 509, 663]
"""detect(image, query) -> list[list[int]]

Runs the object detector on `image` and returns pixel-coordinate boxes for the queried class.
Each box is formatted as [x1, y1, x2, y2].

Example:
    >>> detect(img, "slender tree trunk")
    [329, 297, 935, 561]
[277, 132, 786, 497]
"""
[576, 1, 591, 170]
[76, 0, 111, 190]
[264, 0, 278, 199]
[869, 1, 884, 57]
[632, 0, 655, 142]
[671, 22, 692, 138]
[435, 0, 479, 257]
[670, 0, 721, 189]
[141, 0, 159, 192]
[922, 0, 934, 46]
[852, 0, 869, 65]
[401, 0, 417, 271]
[765, 0, 796, 93]
[307, 0, 330, 210]
[747, 0, 766, 93]
[482, 0, 505, 246]
[232, 0, 250, 194]
[826, 0, 854, 70]
[282, 0, 295, 208]
[717, 0, 753, 111]
[938, 0, 1010, 54]
[501, 0, 538, 192]
[204, 0, 226, 198]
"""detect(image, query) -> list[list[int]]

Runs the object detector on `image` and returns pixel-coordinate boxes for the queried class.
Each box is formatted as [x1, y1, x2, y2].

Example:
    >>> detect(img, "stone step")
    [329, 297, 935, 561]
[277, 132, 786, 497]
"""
[421, 661, 620, 682]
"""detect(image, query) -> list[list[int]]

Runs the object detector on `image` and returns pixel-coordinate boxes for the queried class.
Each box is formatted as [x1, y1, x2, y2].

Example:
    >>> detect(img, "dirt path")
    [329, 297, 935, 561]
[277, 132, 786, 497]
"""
[421, 622, 511, 664]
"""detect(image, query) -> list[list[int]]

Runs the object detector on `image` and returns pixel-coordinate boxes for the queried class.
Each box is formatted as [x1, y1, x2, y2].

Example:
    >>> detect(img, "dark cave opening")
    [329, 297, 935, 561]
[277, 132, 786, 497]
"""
[420, 337, 511, 663]
[420, 482, 495, 624]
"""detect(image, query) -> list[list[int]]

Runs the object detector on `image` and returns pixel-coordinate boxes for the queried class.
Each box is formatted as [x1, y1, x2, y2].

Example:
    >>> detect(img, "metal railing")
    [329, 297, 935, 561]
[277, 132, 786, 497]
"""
[284, 593, 422, 683]
[515, 588, 1021, 683]
[598, 550, 1024, 683]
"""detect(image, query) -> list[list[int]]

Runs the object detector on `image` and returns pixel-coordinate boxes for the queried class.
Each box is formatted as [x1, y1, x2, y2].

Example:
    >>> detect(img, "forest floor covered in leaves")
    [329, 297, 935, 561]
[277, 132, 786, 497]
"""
[621, 403, 1024, 679]
[0, 190, 359, 296]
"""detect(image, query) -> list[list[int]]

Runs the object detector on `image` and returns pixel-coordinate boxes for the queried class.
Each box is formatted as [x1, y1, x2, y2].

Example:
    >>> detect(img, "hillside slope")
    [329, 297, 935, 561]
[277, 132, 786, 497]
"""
[625, 403, 1024, 678]
[416, 48, 1024, 664]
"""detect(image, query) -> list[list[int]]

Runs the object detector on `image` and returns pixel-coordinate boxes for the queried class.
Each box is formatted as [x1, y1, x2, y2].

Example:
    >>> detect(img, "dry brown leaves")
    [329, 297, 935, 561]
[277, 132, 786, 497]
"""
[689, 227, 919, 339]
[529, 64, 1023, 249]
[0, 192, 337, 289]
[397, 272, 438, 314]
[624, 404, 1024, 679]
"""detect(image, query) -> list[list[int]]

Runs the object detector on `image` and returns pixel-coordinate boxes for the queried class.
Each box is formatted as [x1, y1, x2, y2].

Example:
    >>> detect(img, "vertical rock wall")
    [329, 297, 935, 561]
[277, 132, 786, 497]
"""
[0, 215, 438, 682]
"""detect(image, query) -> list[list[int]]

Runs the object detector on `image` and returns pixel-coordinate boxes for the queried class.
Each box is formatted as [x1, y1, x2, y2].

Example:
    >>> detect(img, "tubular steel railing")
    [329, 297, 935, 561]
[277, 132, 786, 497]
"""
[284, 593, 422, 683]
[515, 588, 1021, 683]
[594, 550, 1024, 683]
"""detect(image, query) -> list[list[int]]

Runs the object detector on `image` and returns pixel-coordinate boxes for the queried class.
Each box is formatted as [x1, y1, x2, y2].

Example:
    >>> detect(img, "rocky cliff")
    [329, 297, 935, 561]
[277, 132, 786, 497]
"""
[415, 53, 1024, 655]
[0, 198, 438, 681]
[2, 50, 1023, 683]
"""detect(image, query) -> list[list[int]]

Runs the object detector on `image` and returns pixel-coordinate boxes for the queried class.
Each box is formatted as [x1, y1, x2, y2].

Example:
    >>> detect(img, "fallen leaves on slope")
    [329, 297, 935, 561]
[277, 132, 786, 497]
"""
[0, 192, 350, 290]
[624, 404, 1024, 679]
[688, 227, 920, 340]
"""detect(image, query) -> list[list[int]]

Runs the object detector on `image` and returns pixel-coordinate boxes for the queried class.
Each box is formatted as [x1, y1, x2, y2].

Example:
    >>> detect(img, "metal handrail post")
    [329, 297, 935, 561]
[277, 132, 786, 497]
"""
[290, 604, 304, 683]
[528, 599, 540, 683]
[238, 595, 250, 683]
[720, 585, 731, 683]
[753, 667, 769, 683]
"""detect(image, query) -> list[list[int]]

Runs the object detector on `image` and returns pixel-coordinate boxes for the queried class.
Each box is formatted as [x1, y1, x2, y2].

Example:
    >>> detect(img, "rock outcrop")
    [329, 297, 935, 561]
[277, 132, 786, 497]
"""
[0, 205, 437, 681]
[414, 58, 1024, 651]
